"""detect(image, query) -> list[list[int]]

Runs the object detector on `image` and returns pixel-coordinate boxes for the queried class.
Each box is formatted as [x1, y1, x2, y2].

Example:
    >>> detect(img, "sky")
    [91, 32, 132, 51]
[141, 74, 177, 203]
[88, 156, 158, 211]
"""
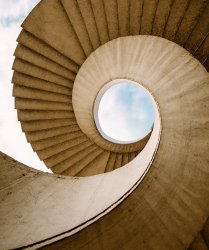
[0, 0, 51, 172]
[0, 1, 154, 173]
[98, 82, 155, 142]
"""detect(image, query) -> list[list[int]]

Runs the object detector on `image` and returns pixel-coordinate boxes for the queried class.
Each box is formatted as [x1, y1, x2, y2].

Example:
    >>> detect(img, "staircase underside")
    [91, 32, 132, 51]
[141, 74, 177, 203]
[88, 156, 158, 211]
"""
[12, 0, 209, 177]
[1, 0, 208, 249]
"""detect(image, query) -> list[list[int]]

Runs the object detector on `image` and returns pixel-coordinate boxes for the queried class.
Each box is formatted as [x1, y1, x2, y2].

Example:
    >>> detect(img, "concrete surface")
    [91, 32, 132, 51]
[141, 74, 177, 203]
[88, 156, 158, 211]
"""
[1, 0, 209, 249]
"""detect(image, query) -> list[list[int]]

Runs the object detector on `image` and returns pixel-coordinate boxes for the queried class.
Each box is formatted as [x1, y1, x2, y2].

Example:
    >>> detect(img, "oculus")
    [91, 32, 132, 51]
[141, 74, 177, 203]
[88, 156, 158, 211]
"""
[93, 80, 155, 144]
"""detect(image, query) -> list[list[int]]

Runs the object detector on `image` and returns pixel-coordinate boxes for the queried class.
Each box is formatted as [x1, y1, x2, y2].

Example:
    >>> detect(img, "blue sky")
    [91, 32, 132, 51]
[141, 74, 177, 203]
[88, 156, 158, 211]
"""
[98, 82, 155, 142]
[0, 1, 154, 172]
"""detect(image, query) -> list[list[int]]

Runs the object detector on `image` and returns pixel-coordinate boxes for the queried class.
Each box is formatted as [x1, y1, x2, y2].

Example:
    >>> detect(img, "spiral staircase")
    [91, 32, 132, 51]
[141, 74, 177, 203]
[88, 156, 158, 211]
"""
[0, 0, 209, 249]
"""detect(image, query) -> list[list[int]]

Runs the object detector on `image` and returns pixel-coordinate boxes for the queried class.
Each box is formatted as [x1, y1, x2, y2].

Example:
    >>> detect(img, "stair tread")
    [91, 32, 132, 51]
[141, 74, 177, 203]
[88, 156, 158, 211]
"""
[128, 151, 137, 162]
[103, 0, 119, 40]
[140, 0, 158, 35]
[17, 110, 75, 122]
[77, 150, 110, 176]
[15, 44, 76, 80]
[61, 146, 102, 176]
[52, 143, 98, 175]
[122, 153, 129, 166]
[21, 118, 76, 132]
[13, 72, 72, 95]
[61, 0, 93, 56]
[13, 85, 71, 103]
[18, 30, 79, 73]
[31, 130, 84, 151]
[25, 125, 79, 142]
[114, 153, 123, 170]
[13, 58, 72, 88]
[151, 0, 172, 37]
[163, 0, 191, 41]
[185, 6, 209, 54]
[22, 0, 85, 64]
[129, 0, 143, 35]
[118, 0, 130, 36]
[105, 152, 117, 173]
[51, 141, 96, 172]
[90, 0, 109, 44]
[77, 0, 101, 50]
[174, 0, 207, 46]
[15, 97, 72, 111]
[37, 135, 88, 160]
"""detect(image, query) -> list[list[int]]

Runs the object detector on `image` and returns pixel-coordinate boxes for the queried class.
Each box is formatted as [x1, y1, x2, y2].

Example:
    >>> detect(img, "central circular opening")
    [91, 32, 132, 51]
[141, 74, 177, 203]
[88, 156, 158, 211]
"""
[94, 80, 155, 144]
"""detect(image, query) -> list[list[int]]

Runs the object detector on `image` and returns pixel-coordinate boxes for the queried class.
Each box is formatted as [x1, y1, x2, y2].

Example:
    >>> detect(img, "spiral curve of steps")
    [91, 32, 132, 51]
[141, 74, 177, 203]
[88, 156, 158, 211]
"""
[0, 0, 208, 249]
[12, 0, 209, 177]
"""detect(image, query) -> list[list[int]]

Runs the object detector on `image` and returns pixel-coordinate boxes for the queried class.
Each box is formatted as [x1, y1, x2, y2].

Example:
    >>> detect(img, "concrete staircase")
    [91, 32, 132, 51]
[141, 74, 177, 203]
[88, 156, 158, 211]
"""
[12, 0, 209, 179]
[1, 0, 208, 248]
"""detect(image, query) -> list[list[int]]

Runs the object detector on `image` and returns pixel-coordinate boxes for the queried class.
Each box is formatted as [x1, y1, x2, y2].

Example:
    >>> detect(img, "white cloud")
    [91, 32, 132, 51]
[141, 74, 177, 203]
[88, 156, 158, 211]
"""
[98, 82, 155, 142]
[0, 0, 51, 172]
[0, 0, 39, 25]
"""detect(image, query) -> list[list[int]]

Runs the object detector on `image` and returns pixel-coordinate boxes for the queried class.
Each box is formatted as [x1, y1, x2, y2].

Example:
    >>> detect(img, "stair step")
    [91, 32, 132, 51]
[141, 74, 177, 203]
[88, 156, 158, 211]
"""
[61, 0, 93, 56]
[128, 151, 137, 162]
[134, 151, 139, 157]
[122, 153, 129, 166]
[25, 125, 79, 142]
[15, 97, 72, 111]
[174, 0, 207, 46]
[114, 153, 123, 170]
[37, 135, 88, 160]
[13, 85, 70, 103]
[77, 0, 100, 50]
[129, 0, 143, 35]
[21, 118, 76, 132]
[31, 130, 84, 151]
[12, 72, 72, 95]
[14, 44, 76, 80]
[105, 152, 117, 172]
[17, 30, 79, 73]
[22, 0, 85, 64]
[61, 146, 101, 176]
[140, 0, 158, 35]
[90, 0, 109, 44]
[52, 144, 98, 175]
[151, 0, 172, 37]
[194, 34, 209, 64]
[163, 0, 191, 41]
[77, 150, 110, 176]
[13, 58, 72, 88]
[17, 110, 74, 121]
[47, 137, 93, 168]
[118, 0, 130, 36]
[103, 0, 119, 40]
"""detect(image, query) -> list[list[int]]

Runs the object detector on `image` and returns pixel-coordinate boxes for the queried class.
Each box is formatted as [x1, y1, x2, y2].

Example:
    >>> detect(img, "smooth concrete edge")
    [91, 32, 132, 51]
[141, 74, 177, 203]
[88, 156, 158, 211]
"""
[93, 79, 153, 145]
[0, 94, 161, 249]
